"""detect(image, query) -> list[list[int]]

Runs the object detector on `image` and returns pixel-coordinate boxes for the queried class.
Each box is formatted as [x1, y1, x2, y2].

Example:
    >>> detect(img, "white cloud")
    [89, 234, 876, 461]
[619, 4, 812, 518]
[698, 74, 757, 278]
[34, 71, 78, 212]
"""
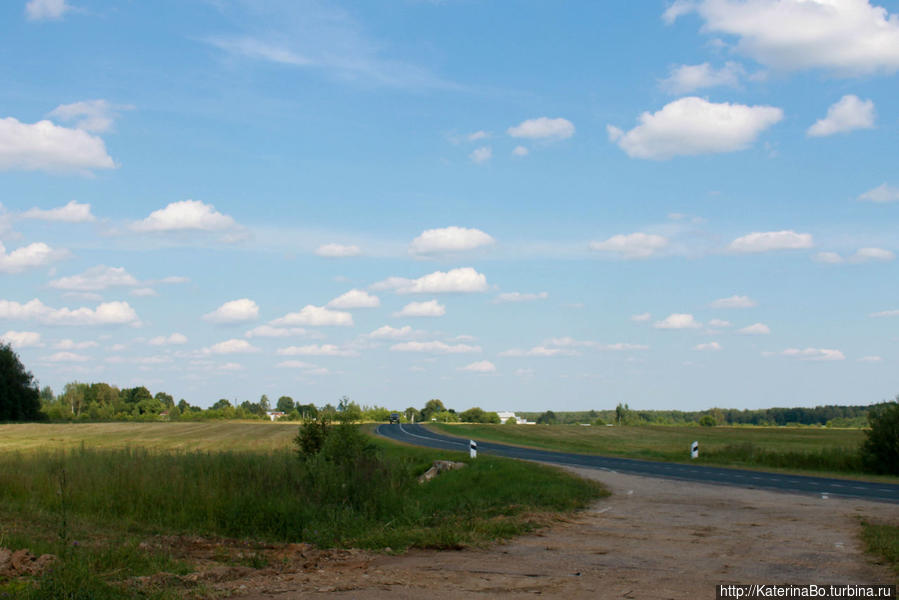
[0, 117, 115, 174]
[851, 247, 894, 262]
[870, 309, 899, 318]
[53, 339, 97, 350]
[244, 325, 315, 338]
[45, 351, 89, 363]
[589, 233, 669, 258]
[50, 266, 139, 291]
[780, 347, 845, 361]
[814, 251, 845, 264]
[148, 333, 188, 346]
[807, 95, 876, 137]
[130, 288, 157, 297]
[493, 292, 548, 303]
[0, 241, 68, 274]
[373, 267, 488, 294]
[602, 342, 651, 351]
[738, 323, 771, 335]
[327, 289, 380, 309]
[664, 0, 899, 76]
[653, 313, 701, 329]
[394, 300, 446, 318]
[729, 230, 813, 253]
[507, 117, 575, 140]
[710, 295, 758, 308]
[660, 61, 745, 93]
[48, 100, 131, 134]
[695, 341, 722, 351]
[364, 325, 421, 340]
[499, 346, 578, 357]
[467, 130, 489, 141]
[202, 299, 259, 324]
[858, 355, 882, 363]
[25, 0, 70, 21]
[315, 243, 362, 258]
[277, 344, 358, 357]
[459, 360, 496, 373]
[707, 318, 732, 328]
[390, 340, 481, 354]
[22, 200, 95, 222]
[132, 200, 238, 233]
[512, 145, 529, 156]
[608, 97, 782, 160]
[0, 298, 139, 326]
[409, 226, 495, 255]
[469, 146, 492, 164]
[1, 330, 42, 348]
[276, 360, 316, 369]
[858, 183, 899, 203]
[203, 339, 260, 354]
[631, 312, 652, 322]
[271, 305, 353, 327]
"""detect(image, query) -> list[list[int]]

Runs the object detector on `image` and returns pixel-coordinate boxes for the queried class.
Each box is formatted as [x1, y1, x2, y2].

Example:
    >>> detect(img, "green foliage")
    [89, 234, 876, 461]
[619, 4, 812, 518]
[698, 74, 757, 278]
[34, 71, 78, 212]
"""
[699, 415, 717, 427]
[295, 416, 331, 458]
[536, 410, 557, 425]
[404, 407, 421, 423]
[0, 343, 43, 422]
[860, 520, 899, 576]
[421, 399, 445, 422]
[861, 401, 899, 475]
[459, 407, 501, 424]
[276, 396, 295, 413]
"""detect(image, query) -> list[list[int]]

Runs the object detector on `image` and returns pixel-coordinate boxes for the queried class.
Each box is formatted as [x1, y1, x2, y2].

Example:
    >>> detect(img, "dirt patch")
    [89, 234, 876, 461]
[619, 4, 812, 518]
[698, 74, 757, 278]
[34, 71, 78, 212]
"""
[0, 548, 57, 579]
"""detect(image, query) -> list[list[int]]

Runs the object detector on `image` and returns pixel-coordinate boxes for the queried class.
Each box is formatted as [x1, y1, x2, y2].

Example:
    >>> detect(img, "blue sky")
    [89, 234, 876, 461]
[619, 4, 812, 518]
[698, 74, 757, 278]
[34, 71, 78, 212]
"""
[1, 0, 897, 411]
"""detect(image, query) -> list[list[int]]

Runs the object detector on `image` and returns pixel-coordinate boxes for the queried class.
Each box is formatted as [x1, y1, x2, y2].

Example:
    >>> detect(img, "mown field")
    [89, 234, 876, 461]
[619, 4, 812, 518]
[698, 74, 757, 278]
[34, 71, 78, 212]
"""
[431, 422, 897, 480]
[0, 421, 606, 599]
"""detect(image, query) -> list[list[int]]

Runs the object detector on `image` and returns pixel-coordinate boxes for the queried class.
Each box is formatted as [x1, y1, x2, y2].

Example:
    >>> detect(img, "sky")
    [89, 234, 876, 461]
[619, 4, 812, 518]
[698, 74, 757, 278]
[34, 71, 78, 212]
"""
[1, 0, 898, 412]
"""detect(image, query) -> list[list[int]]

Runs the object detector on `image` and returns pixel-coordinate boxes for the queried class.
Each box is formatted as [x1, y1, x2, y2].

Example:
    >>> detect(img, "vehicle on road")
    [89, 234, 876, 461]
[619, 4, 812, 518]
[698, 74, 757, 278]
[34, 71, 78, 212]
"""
[389, 412, 401, 424]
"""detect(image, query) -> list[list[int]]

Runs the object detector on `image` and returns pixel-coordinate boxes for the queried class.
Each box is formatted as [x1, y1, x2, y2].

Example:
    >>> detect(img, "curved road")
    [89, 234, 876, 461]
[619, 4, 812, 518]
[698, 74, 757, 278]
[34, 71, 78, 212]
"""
[376, 423, 899, 504]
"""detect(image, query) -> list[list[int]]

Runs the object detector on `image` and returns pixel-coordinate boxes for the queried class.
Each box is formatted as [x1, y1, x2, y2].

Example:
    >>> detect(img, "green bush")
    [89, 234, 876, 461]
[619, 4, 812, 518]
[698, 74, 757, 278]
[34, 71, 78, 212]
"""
[861, 401, 899, 475]
[699, 415, 716, 427]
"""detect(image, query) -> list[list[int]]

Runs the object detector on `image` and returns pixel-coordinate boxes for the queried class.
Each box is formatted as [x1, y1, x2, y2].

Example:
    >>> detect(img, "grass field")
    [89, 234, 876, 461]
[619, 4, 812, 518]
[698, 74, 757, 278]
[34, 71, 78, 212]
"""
[0, 421, 606, 598]
[430, 422, 895, 480]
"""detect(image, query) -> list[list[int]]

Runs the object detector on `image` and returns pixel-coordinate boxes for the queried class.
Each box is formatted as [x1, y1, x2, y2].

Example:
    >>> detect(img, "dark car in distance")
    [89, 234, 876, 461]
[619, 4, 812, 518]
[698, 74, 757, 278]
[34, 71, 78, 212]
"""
[389, 412, 401, 424]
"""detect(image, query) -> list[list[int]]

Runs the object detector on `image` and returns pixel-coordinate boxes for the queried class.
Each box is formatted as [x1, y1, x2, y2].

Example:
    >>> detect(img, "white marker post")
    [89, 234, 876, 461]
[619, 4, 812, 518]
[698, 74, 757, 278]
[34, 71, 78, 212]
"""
[470, 440, 477, 459]
[691, 441, 699, 459]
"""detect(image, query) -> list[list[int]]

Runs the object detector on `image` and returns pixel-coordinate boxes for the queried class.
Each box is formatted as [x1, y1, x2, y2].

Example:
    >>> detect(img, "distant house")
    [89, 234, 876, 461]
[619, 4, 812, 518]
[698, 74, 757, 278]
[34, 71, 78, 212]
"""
[497, 411, 534, 424]
[266, 411, 286, 422]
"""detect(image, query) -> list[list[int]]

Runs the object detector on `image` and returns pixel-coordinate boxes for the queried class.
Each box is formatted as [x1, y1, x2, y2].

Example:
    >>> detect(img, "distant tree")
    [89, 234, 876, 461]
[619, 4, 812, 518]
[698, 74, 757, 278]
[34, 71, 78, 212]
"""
[404, 407, 421, 423]
[336, 399, 362, 424]
[0, 343, 43, 421]
[39, 386, 54, 405]
[177, 399, 191, 413]
[297, 403, 318, 420]
[536, 410, 557, 425]
[154, 392, 175, 410]
[459, 407, 501, 424]
[212, 398, 232, 411]
[699, 415, 716, 427]
[615, 403, 630, 425]
[860, 400, 899, 475]
[277, 396, 295, 413]
[421, 399, 445, 421]
[259, 394, 271, 413]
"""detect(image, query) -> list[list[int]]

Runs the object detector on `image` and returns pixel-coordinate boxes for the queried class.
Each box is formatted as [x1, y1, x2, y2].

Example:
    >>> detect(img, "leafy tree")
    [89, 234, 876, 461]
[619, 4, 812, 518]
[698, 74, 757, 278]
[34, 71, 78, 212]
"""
[615, 403, 630, 425]
[421, 399, 445, 421]
[336, 398, 362, 424]
[211, 398, 232, 411]
[277, 396, 295, 413]
[177, 399, 191, 413]
[154, 392, 175, 410]
[536, 410, 557, 425]
[404, 407, 421, 423]
[860, 400, 899, 475]
[699, 415, 716, 427]
[297, 403, 318, 420]
[0, 343, 43, 421]
[460, 407, 502, 424]
[259, 394, 271, 412]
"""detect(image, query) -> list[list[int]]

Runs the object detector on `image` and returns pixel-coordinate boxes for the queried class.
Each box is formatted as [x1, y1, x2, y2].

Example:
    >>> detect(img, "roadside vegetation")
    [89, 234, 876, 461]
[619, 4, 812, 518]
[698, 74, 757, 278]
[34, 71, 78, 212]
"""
[860, 521, 899, 580]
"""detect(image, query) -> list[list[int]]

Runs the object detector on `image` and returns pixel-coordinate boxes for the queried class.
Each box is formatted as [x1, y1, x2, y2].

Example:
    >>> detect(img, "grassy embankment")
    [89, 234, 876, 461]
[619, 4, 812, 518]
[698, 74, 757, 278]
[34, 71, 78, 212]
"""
[0, 421, 606, 598]
[860, 521, 899, 580]
[431, 422, 897, 480]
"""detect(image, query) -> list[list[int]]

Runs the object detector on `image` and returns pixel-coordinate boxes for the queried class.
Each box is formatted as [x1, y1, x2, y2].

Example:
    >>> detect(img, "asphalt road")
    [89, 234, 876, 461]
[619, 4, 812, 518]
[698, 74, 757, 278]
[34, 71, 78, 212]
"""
[375, 423, 899, 504]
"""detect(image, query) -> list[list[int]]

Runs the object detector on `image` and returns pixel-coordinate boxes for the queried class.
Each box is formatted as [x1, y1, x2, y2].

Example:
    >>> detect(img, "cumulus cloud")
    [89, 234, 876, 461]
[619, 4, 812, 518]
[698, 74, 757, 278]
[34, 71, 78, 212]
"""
[814, 251, 845, 264]
[728, 230, 813, 253]
[390, 341, 481, 354]
[459, 360, 496, 373]
[132, 200, 238, 233]
[660, 61, 745, 93]
[1, 330, 42, 348]
[271, 305, 353, 327]
[589, 233, 669, 258]
[738, 323, 771, 335]
[493, 292, 548, 303]
[47, 100, 131, 134]
[469, 146, 492, 164]
[869, 309, 899, 317]
[364, 325, 422, 340]
[653, 313, 701, 329]
[53, 339, 97, 350]
[394, 300, 446, 318]
[326, 289, 380, 309]
[315, 243, 362, 258]
[50, 266, 139, 291]
[372, 267, 488, 294]
[202, 299, 259, 324]
[0, 298, 139, 326]
[148, 333, 188, 346]
[695, 341, 722, 351]
[25, 0, 70, 21]
[203, 339, 260, 354]
[499, 346, 578, 357]
[507, 117, 575, 140]
[710, 295, 758, 308]
[409, 226, 495, 255]
[852, 247, 894, 262]
[664, 0, 899, 76]
[779, 347, 845, 361]
[858, 183, 899, 203]
[807, 95, 876, 137]
[608, 97, 782, 160]
[275, 360, 316, 369]
[277, 344, 358, 357]
[22, 200, 95, 222]
[0, 241, 68, 274]
[44, 351, 89, 363]
[512, 145, 529, 156]
[244, 325, 316, 338]
[707, 319, 732, 328]
[0, 117, 115, 174]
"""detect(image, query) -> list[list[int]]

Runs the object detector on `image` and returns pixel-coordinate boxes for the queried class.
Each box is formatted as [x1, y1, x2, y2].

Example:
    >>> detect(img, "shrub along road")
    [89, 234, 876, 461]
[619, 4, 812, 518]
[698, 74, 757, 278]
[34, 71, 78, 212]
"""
[375, 424, 899, 504]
